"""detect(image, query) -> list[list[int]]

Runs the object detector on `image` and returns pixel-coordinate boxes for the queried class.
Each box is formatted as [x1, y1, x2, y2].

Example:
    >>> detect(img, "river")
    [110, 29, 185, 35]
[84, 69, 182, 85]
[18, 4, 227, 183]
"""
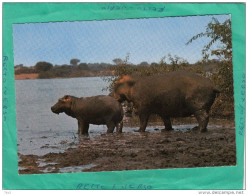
[16, 77, 112, 156]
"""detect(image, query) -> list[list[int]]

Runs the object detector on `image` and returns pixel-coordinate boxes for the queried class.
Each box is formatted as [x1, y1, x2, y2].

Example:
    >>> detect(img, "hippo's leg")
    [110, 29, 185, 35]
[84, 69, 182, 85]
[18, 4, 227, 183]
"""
[138, 113, 149, 132]
[194, 109, 209, 132]
[116, 121, 123, 133]
[78, 120, 89, 135]
[106, 121, 115, 133]
[162, 117, 173, 131]
[82, 123, 89, 135]
[78, 120, 83, 135]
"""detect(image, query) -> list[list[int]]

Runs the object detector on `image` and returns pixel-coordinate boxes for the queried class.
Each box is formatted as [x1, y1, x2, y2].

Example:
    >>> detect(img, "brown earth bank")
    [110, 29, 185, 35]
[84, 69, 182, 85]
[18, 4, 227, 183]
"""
[18, 120, 236, 174]
[15, 73, 39, 80]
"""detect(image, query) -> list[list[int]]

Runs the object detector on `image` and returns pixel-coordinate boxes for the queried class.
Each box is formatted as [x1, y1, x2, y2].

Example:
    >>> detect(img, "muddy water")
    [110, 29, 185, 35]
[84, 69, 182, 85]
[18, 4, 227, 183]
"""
[18, 122, 236, 174]
[17, 122, 227, 173]
[17, 122, 221, 156]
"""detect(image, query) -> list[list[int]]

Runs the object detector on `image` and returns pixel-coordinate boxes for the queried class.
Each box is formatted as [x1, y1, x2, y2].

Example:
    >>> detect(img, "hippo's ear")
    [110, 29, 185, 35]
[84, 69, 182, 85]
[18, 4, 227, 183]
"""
[64, 95, 71, 102]
[59, 95, 71, 102]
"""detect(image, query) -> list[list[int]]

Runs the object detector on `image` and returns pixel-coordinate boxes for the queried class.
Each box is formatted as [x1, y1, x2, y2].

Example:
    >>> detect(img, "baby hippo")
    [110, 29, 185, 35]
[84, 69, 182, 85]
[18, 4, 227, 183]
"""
[51, 95, 124, 135]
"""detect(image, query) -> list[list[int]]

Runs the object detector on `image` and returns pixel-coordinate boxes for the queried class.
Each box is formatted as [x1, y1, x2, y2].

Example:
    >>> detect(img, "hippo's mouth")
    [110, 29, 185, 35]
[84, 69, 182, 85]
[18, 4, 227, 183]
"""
[53, 110, 60, 115]
[51, 107, 60, 114]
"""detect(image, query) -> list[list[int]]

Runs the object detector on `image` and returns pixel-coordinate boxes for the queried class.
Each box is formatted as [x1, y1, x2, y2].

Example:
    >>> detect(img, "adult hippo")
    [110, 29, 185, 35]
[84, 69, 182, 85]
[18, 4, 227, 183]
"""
[51, 95, 124, 135]
[113, 71, 220, 132]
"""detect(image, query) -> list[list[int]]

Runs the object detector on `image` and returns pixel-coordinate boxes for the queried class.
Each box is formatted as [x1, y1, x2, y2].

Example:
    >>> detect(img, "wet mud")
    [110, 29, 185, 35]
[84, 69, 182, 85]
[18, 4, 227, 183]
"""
[18, 118, 236, 174]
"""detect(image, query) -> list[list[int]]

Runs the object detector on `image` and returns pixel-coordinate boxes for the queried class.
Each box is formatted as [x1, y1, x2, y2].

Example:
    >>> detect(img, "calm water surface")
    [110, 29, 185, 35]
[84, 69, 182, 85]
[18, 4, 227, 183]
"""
[16, 77, 112, 156]
[16, 77, 109, 132]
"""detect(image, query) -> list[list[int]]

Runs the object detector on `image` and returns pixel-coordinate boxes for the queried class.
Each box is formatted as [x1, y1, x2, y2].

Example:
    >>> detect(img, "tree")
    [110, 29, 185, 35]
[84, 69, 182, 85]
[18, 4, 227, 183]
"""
[186, 17, 232, 61]
[78, 63, 89, 70]
[138, 61, 150, 66]
[187, 17, 234, 117]
[70, 59, 80, 66]
[112, 58, 123, 65]
[151, 62, 159, 67]
[35, 61, 53, 72]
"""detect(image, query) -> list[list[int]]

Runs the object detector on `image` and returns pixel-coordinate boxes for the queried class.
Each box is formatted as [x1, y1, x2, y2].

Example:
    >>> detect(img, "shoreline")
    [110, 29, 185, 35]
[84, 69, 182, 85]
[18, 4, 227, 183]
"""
[15, 74, 112, 80]
[15, 72, 114, 80]
[15, 73, 39, 80]
[18, 118, 236, 174]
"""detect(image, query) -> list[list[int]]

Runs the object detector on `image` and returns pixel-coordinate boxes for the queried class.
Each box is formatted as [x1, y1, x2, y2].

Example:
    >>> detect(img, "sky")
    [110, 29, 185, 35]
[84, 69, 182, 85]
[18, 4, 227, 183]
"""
[13, 14, 230, 67]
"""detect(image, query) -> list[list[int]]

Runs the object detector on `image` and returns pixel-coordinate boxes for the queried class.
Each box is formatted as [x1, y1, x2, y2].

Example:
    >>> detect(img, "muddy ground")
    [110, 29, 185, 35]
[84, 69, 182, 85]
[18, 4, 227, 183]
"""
[18, 117, 236, 174]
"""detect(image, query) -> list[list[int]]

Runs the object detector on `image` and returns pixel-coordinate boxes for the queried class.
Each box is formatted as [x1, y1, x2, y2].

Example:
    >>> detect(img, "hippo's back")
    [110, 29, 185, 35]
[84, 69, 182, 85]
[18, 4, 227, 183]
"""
[84, 95, 122, 109]
[133, 71, 218, 116]
[81, 95, 124, 124]
[133, 71, 216, 96]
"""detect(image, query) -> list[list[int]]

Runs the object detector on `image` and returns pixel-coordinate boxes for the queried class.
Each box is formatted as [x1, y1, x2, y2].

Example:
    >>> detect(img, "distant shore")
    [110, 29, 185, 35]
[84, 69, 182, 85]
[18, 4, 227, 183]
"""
[15, 71, 114, 80]
[15, 73, 39, 80]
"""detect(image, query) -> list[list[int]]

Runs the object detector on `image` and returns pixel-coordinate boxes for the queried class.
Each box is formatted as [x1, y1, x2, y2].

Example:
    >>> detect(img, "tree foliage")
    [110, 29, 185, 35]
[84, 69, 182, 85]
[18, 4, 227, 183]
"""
[70, 59, 80, 66]
[78, 63, 89, 70]
[186, 17, 234, 117]
[113, 58, 124, 65]
[138, 61, 150, 66]
[186, 17, 232, 61]
[35, 61, 53, 72]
